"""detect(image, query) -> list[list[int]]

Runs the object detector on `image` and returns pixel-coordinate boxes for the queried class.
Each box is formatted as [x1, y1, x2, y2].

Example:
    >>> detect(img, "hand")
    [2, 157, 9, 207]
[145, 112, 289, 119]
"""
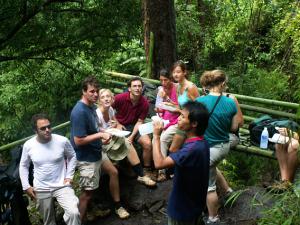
[158, 89, 167, 98]
[127, 135, 134, 144]
[109, 120, 118, 128]
[25, 187, 36, 201]
[276, 127, 288, 136]
[100, 132, 112, 144]
[153, 120, 163, 136]
[116, 124, 126, 130]
[64, 178, 72, 186]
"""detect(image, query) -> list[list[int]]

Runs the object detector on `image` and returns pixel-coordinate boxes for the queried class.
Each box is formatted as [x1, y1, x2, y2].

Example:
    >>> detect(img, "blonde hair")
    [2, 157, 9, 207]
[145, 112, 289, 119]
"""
[200, 70, 227, 89]
[98, 89, 114, 105]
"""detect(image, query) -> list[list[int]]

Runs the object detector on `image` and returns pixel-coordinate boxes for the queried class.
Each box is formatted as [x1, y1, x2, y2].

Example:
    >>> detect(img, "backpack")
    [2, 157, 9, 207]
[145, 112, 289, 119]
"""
[249, 115, 299, 150]
[0, 146, 31, 225]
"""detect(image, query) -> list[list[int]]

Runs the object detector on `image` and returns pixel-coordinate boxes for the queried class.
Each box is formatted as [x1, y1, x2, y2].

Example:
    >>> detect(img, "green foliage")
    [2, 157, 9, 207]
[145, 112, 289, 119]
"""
[176, 0, 300, 102]
[103, 40, 146, 76]
[219, 153, 278, 187]
[0, 0, 141, 145]
[258, 190, 300, 225]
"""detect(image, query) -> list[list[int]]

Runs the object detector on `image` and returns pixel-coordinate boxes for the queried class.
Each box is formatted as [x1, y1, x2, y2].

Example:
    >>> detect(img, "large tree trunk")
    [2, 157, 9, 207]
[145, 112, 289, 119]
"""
[143, 0, 177, 79]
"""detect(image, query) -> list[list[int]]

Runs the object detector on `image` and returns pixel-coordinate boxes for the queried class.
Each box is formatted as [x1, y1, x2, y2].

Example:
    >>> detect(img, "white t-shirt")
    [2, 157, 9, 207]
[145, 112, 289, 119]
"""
[96, 107, 115, 130]
[19, 134, 77, 191]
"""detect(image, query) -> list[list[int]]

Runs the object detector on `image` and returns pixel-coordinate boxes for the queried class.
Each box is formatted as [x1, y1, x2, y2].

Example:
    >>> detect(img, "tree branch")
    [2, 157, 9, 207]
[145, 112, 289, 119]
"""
[0, 0, 83, 50]
[28, 57, 82, 73]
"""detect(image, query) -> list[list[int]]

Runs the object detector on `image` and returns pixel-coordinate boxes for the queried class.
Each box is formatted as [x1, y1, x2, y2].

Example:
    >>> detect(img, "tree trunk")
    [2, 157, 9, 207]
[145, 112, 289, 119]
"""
[143, 0, 177, 79]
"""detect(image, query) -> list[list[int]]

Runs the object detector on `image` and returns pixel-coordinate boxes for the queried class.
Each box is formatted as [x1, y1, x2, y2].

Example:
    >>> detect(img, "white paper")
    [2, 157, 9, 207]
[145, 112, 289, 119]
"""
[105, 128, 131, 137]
[157, 102, 177, 112]
[138, 119, 169, 136]
[268, 133, 289, 144]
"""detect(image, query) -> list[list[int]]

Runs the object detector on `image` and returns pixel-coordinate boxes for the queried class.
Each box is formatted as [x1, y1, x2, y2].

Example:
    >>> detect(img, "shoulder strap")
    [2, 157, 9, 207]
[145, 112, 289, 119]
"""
[209, 94, 222, 116]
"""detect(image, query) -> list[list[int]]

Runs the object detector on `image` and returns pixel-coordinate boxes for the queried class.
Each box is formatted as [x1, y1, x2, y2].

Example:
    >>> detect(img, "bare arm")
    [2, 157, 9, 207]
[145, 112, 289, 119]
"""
[152, 121, 175, 169]
[127, 119, 144, 143]
[74, 132, 111, 146]
[169, 133, 185, 152]
[187, 84, 200, 101]
[231, 95, 244, 127]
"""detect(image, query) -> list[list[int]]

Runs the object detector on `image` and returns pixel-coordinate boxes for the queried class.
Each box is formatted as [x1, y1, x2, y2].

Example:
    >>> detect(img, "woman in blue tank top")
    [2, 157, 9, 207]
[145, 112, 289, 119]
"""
[172, 60, 199, 108]
[168, 61, 200, 152]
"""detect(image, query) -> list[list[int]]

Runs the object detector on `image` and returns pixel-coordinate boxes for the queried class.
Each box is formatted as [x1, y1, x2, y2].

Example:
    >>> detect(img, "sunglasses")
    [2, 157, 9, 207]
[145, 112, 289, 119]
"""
[38, 124, 51, 131]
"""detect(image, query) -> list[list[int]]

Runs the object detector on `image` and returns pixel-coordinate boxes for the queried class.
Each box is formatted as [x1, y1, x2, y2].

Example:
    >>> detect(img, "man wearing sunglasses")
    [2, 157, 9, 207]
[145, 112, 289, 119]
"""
[19, 113, 80, 225]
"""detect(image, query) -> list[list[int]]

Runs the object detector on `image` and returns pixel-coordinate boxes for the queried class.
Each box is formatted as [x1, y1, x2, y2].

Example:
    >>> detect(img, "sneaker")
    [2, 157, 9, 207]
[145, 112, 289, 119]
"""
[115, 206, 130, 219]
[157, 170, 167, 182]
[137, 175, 156, 187]
[206, 216, 220, 224]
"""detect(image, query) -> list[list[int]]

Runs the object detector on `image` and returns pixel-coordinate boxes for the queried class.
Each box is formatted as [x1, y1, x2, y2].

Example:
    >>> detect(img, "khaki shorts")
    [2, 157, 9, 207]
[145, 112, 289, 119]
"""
[208, 142, 230, 192]
[77, 160, 101, 191]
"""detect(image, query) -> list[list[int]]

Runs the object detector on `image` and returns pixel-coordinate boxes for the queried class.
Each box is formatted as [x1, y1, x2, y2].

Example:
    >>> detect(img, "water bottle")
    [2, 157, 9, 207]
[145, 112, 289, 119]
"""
[155, 87, 164, 108]
[260, 127, 269, 149]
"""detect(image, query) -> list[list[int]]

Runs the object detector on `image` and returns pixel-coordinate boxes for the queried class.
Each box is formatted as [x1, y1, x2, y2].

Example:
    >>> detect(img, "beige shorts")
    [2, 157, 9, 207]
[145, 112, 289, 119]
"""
[76, 160, 101, 191]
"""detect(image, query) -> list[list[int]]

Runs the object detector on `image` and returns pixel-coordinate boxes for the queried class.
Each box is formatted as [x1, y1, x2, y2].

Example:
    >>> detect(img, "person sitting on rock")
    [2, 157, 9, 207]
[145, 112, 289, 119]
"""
[96, 89, 156, 219]
[154, 69, 180, 182]
[152, 101, 210, 225]
[271, 127, 299, 191]
[112, 77, 154, 177]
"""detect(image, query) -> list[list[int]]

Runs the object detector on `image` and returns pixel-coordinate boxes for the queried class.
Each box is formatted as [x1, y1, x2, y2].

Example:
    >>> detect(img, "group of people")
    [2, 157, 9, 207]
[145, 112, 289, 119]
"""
[18, 60, 299, 225]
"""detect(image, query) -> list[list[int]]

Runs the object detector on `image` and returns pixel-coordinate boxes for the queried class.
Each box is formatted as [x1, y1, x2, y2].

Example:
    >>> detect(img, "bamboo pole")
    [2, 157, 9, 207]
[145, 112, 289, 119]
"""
[234, 145, 276, 159]
[0, 121, 70, 152]
[240, 104, 299, 119]
[104, 71, 160, 85]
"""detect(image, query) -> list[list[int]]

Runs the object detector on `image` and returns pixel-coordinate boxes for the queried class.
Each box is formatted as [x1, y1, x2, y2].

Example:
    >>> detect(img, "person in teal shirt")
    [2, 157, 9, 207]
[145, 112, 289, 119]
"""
[196, 70, 239, 224]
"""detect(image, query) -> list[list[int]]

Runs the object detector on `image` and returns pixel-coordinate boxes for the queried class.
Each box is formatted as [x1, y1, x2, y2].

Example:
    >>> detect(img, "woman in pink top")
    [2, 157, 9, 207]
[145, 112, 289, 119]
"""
[154, 69, 180, 181]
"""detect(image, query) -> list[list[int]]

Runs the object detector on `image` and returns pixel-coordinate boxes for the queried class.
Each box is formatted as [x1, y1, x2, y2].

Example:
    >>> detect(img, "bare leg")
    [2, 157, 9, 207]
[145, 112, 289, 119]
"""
[207, 191, 219, 218]
[286, 139, 299, 181]
[138, 135, 152, 167]
[216, 168, 231, 193]
[79, 190, 93, 221]
[102, 160, 120, 202]
[127, 144, 140, 166]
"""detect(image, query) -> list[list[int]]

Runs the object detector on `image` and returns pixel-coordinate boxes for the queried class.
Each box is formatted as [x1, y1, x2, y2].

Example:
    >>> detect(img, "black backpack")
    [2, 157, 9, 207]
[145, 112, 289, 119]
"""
[248, 115, 299, 150]
[0, 146, 31, 225]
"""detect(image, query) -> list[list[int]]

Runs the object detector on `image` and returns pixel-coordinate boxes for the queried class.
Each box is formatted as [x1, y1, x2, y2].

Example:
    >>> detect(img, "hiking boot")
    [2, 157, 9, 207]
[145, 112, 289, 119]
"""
[137, 175, 156, 187]
[157, 170, 167, 182]
[115, 206, 130, 219]
[267, 180, 292, 193]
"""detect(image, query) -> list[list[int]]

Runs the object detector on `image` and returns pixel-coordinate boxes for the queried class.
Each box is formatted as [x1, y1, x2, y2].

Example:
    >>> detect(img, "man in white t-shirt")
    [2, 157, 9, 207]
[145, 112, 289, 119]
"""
[19, 114, 80, 225]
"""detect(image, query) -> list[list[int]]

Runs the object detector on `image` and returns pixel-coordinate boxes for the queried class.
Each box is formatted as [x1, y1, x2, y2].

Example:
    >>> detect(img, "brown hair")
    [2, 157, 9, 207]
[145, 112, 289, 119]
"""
[31, 113, 50, 130]
[200, 70, 227, 89]
[81, 76, 100, 91]
[171, 60, 188, 78]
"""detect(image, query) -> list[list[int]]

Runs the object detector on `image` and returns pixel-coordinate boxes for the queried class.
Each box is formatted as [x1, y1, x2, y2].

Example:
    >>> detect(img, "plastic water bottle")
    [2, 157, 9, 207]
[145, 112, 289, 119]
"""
[260, 127, 269, 149]
[155, 87, 164, 108]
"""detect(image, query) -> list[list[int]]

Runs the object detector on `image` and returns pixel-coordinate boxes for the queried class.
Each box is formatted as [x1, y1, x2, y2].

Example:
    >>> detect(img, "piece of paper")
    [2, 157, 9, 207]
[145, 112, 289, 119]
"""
[157, 102, 177, 112]
[105, 128, 131, 137]
[268, 133, 289, 144]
